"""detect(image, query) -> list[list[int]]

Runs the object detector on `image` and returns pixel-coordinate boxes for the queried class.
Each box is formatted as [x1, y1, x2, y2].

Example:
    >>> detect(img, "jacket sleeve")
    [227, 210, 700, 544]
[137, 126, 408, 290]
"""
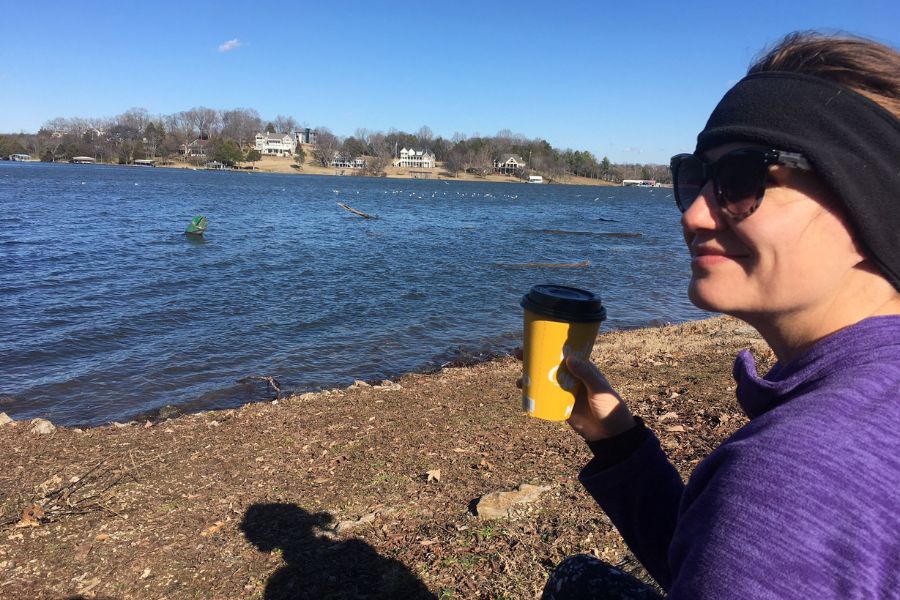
[579, 430, 684, 589]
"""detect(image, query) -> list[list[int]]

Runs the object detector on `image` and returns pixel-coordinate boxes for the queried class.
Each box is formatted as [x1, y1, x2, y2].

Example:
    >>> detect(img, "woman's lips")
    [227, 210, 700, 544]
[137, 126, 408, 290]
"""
[691, 247, 746, 267]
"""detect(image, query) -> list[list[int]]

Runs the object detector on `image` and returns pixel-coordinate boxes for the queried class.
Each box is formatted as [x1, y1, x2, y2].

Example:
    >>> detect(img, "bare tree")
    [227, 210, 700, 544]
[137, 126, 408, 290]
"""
[116, 108, 150, 133]
[470, 145, 493, 177]
[26, 133, 52, 161]
[143, 122, 165, 158]
[42, 117, 72, 135]
[443, 147, 467, 177]
[221, 108, 262, 149]
[365, 132, 392, 176]
[181, 107, 219, 139]
[354, 128, 371, 151]
[312, 127, 341, 167]
[273, 115, 298, 134]
[417, 125, 433, 148]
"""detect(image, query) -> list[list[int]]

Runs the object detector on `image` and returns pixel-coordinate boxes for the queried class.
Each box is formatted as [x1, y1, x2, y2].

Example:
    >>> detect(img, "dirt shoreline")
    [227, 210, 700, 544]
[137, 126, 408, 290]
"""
[0, 317, 772, 599]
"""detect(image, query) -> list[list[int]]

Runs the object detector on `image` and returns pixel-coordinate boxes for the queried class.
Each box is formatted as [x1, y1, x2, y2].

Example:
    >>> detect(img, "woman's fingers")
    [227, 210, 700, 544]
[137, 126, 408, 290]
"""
[564, 356, 636, 441]
[565, 355, 614, 395]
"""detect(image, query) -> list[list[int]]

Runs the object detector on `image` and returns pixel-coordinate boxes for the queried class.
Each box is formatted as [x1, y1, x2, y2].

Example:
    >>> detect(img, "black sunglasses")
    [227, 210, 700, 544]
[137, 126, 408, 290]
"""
[670, 148, 812, 219]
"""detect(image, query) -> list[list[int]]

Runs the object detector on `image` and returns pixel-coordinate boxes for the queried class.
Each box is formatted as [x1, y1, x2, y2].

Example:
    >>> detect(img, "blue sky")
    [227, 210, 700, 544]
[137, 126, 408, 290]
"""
[1, 0, 897, 163]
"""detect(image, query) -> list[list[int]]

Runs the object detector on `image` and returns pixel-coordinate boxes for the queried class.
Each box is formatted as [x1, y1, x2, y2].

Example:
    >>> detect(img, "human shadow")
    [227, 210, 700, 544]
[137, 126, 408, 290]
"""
[241, 503, 436, 600]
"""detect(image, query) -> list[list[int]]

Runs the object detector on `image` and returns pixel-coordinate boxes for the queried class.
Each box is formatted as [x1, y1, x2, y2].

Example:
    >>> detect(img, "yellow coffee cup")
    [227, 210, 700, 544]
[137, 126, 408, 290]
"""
[520, 285, 607, 421]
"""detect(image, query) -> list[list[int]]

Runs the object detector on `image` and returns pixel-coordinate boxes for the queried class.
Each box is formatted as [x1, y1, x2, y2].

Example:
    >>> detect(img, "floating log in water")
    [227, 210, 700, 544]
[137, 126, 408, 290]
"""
[541, 229, 594, 236]
[541, 229, 642, 238]
[337, 202, 378, 219]
[496, 260, 590, 268]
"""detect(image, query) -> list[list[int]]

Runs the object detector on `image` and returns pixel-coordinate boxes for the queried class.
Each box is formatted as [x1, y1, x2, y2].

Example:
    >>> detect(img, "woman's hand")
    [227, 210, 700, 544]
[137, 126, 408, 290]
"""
[564, 356, 636, 442]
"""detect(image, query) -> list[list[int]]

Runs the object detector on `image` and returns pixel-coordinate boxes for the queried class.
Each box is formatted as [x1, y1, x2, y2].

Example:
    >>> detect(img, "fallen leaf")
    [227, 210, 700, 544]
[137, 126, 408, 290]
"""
[16, 504, 45, 528]
[140, 567, 151, 579]
[200, 521, 224, 537]
[665, 425, 686, 433]
[426, 469, 441, 483]
[658, 411, 679, 422]
[74, 542, 93, 562]
[94, 533, 110, 542]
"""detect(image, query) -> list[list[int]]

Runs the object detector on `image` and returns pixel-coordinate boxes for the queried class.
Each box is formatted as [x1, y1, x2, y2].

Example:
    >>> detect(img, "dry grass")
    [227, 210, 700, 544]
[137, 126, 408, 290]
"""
[0, 317, 770, 599]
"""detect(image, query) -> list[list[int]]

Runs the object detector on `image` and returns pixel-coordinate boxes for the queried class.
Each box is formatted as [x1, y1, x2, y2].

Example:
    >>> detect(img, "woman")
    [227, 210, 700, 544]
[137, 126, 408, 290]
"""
[543, 32, 900, 599]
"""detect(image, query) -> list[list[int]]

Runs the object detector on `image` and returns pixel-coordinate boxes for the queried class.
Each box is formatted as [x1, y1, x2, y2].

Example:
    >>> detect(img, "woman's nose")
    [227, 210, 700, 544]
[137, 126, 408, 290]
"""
[681, 181, 723, 233]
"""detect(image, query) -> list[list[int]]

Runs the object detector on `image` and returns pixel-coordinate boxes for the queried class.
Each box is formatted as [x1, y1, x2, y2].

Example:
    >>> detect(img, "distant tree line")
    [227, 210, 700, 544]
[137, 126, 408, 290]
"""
[0, 107, 671, 183]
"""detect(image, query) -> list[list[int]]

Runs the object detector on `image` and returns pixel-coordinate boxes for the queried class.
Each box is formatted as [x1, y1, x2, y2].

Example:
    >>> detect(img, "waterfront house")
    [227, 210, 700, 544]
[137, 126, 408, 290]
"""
[9, 153, 31, 161]
[254, 133, 296, 157]
[398, 148, 435, 168]
[181, 139, 210, 159]
[294, 128, 318, 145]
[494, 154, 526, 174]
[331, 153, 367, 169]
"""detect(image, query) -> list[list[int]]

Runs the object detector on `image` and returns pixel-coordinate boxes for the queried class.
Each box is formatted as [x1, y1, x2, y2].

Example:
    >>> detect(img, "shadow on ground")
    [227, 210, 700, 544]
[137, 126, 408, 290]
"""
[241, 503, 436, 600]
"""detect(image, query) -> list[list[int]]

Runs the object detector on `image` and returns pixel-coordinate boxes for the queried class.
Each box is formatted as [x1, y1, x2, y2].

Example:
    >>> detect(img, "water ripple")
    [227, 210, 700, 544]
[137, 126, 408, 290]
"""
[0, 162, 709, 425]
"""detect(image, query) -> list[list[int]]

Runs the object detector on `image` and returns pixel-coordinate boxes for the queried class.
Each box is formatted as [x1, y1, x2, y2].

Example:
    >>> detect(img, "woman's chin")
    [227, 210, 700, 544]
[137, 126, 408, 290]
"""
[688, 280, 734, 313]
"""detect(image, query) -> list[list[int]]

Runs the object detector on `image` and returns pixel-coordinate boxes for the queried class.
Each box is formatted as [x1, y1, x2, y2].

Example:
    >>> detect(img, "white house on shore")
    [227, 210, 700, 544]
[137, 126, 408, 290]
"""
[397, 148, 435, 168]
[254, 133, 296, 157]
[493, 154, 526, 174]
[331, 153, 367, 169]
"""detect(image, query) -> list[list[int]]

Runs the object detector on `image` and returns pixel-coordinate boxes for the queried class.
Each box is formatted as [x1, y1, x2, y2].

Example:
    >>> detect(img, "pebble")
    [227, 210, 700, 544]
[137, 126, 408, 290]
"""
[30, 419, 55, 435]
[476, 483, 550, 520]
[0, 412, 13, 426]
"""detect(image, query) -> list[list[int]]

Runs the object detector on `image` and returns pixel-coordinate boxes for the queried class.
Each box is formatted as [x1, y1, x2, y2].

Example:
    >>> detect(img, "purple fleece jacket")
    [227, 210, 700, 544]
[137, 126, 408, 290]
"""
[580, 316, 900, 598]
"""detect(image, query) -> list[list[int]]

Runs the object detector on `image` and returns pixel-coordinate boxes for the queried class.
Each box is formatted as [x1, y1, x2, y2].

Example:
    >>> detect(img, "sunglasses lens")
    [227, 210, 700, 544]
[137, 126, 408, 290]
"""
[716, 153, 765, 217]
[674, 156, 704, 212]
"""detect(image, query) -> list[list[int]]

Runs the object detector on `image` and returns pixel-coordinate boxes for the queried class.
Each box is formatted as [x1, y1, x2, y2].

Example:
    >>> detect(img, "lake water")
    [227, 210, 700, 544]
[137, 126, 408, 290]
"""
[0, 162, 709, 426]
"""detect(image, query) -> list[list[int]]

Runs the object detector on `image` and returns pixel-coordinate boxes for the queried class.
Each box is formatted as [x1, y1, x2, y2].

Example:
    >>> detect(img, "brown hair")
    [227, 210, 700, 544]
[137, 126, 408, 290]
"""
[749, 31, 900, 119]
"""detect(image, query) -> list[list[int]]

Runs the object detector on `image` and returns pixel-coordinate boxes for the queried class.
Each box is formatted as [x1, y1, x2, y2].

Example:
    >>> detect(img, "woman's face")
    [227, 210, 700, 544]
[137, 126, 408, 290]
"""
[682, 143, 866, 320]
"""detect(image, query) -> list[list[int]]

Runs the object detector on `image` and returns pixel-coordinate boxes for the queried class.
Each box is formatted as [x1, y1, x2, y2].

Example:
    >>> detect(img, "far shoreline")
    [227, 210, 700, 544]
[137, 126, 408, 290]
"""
[163, 154, 622, 187]
[3, 154, 623, 187]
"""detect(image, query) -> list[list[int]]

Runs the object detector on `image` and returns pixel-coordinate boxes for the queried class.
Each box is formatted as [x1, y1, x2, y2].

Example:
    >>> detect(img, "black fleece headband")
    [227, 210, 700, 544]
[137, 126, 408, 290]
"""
[696, 71, 900, 290]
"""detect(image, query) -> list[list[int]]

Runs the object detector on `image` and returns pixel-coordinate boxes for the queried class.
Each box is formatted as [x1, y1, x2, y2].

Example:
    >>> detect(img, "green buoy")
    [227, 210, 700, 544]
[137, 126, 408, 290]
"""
[186, 215, 208, 235]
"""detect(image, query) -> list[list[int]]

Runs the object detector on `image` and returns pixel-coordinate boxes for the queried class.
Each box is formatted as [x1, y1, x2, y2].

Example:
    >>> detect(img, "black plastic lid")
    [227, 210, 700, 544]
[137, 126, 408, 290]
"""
[520, 284, 607, 322]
